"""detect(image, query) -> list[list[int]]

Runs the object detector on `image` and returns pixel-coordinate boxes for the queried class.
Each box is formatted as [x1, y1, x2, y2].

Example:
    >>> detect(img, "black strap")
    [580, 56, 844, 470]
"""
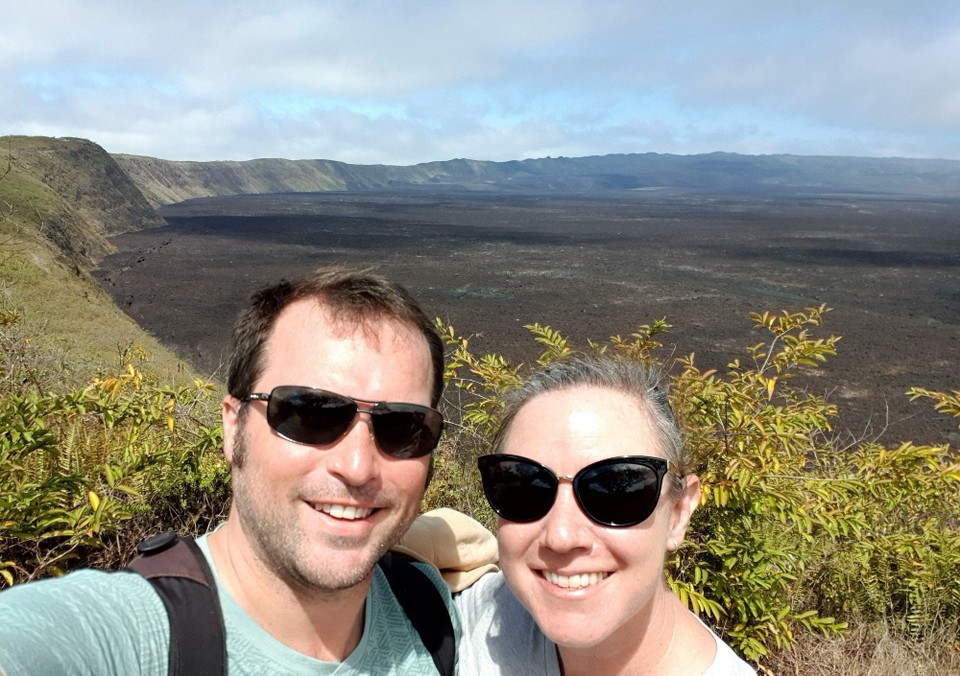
[378, 551, 456, 676]
[127, 533, 227, 676]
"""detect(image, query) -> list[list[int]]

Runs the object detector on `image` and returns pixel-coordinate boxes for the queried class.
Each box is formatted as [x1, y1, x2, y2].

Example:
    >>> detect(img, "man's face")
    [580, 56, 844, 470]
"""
[222, 299, 434, 592]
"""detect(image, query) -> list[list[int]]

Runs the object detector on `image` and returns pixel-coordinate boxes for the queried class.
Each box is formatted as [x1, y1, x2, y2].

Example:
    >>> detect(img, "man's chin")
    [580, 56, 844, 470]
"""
[284, 509, 417, 591]
[285, 549, 379, 593]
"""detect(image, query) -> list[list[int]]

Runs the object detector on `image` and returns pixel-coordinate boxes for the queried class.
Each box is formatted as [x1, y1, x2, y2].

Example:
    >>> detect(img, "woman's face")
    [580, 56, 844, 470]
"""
[496, 386, 699, 652]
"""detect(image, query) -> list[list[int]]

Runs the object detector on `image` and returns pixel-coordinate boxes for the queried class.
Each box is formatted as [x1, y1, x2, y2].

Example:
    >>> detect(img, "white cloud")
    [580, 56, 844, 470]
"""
[3, 0, 959, 162]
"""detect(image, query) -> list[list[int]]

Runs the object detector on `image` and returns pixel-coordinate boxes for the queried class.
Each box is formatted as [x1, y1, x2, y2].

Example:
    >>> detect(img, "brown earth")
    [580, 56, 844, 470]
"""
[93, 189, 960, 446]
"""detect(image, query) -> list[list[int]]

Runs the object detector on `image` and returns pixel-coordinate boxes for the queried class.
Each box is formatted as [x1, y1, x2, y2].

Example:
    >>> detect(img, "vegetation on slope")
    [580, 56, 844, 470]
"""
[0, 135, 196, 386]
[2, 136, 164, 265]
[1, 134, 222, 581]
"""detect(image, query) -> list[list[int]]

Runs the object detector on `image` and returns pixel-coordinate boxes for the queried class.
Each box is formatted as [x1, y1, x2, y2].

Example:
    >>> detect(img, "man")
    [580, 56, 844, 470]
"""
[0, 268, 459, 674]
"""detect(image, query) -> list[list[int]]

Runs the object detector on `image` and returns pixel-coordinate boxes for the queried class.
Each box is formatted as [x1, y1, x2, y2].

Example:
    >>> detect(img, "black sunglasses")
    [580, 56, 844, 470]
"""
[477, 453, 672, 528]
[244, 385, 443, 459]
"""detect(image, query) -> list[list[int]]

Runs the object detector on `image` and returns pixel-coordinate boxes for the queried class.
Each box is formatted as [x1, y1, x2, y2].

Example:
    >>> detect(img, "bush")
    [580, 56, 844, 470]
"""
[430, 306, 960, 663]
[0, 311, 228, 586]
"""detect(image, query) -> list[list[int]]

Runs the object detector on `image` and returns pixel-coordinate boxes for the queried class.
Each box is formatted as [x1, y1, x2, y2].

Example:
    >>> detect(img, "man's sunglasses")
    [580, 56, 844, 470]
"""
[244, 385, 443, 459]
[477, 453, 672, 528]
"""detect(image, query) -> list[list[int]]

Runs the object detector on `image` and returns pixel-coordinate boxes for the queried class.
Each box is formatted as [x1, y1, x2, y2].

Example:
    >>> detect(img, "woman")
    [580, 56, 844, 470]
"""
[453, 356, 755, 674]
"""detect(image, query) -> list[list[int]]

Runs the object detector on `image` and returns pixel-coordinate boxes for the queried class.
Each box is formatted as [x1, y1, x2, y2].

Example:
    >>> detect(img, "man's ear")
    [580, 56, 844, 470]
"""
[668, 474, 701, 549]
[222, 395, 241, 465]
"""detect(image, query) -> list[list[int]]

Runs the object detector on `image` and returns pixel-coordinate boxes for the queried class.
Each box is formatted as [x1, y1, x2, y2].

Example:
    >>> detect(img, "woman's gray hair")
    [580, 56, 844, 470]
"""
[491, 356, 691, 499]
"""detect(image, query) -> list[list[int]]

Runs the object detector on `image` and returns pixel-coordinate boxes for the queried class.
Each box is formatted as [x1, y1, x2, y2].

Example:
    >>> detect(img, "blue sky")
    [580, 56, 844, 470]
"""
[3, 1, 959, 164]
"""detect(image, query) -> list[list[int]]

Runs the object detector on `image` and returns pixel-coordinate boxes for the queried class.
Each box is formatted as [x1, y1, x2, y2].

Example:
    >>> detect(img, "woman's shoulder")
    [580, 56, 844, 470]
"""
[455, 571, 534, 634]
[693, 614, 756, 676]
[455, 571, 561, 675]
[704, 635, 756, 675]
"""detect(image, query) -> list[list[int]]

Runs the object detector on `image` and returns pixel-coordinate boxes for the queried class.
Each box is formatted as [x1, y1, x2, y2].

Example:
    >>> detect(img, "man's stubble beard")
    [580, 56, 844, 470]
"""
[229, 420, 423, 594]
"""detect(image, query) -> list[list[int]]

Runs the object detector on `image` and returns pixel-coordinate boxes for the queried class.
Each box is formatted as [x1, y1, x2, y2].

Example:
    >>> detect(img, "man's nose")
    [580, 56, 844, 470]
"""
[326, 409, 380, 486]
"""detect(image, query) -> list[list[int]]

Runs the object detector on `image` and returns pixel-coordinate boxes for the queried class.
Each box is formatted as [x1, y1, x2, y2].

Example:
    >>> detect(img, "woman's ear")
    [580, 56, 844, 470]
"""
[667, 474, 701, 549]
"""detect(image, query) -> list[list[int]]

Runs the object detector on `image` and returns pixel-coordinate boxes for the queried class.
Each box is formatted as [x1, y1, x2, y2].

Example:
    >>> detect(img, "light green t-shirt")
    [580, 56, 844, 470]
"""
[0, 534, 460, 675]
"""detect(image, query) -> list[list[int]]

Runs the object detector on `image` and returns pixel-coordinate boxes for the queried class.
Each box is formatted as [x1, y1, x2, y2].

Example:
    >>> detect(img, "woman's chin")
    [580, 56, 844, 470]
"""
[536, 615, 611, 651]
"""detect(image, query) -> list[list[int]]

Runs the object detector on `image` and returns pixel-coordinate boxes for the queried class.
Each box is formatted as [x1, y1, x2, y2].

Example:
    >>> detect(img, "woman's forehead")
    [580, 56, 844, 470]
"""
[515, 385, 644, 419]
[504, 386, 662, 461]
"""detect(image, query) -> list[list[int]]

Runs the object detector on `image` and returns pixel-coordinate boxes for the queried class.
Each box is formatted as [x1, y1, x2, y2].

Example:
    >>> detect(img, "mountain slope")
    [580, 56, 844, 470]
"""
[0, 135, 191, 384]
[114, 151, 960, 207]
[2, 135, 164, 266]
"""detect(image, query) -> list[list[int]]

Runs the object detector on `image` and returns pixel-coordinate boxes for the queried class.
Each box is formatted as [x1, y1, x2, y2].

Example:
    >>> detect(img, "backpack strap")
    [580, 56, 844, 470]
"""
[378, 551, 456, 676]
[127, 533, 226, 676]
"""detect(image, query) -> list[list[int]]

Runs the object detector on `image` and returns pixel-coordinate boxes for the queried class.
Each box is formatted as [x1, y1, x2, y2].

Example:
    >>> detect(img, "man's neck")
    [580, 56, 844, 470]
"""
[206, 519, 372, 661]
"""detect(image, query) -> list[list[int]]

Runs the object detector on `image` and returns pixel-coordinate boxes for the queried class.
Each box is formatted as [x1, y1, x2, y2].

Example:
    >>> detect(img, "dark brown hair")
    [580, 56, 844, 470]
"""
[226, 267, 444, 407]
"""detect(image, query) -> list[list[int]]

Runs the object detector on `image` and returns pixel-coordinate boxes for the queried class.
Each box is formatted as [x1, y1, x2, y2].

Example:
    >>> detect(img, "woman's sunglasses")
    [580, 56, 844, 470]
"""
[244, 385, 444, 459]
[477, 453, 672, 528]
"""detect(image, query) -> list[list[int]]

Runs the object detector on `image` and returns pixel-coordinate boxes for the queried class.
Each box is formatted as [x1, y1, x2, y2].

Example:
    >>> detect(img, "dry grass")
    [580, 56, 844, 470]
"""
[0, 236, 200, 389]
[763, 623, 960, 676]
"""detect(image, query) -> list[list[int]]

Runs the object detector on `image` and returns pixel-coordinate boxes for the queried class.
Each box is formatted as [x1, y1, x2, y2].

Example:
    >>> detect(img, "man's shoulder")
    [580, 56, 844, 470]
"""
[0, 567, 170, 675]
[405, 559, 455, 598]
[346, 558, 459, 675]
[0, 565, 157, 605]
[377, 557, 459, 621]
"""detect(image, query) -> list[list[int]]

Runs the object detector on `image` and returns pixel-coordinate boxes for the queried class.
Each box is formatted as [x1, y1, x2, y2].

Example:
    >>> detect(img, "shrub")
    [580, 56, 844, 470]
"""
[431, 306, 960, 663]
[0, 312, 228, 586]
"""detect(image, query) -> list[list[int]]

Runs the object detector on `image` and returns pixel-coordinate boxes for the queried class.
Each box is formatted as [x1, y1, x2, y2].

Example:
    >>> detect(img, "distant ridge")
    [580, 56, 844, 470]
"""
[114, 151, 960, 207]
[2, 135, 164, 266]
[4, 134, 958, 262]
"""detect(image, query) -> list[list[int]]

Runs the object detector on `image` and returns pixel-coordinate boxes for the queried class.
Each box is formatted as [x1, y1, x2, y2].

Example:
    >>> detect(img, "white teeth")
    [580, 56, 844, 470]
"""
[544, 571, 608, 589]
[316, 504, 373, 520]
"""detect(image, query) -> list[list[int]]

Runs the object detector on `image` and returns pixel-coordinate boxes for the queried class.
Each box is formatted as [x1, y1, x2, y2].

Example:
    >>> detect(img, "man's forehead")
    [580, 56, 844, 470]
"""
[270, 299, 427, 355]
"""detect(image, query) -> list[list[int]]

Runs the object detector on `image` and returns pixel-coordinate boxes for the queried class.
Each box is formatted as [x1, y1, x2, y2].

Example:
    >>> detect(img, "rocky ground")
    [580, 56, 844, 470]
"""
[94, 189, 960, 446]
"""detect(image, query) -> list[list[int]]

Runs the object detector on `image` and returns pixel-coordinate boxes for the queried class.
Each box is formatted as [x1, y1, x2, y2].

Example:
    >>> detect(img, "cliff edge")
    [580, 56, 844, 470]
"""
[1, 135, 165, 267]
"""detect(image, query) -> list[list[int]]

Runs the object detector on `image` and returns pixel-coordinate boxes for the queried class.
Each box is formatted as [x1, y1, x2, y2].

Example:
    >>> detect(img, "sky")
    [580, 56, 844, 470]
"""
[3, 1, 960, 165]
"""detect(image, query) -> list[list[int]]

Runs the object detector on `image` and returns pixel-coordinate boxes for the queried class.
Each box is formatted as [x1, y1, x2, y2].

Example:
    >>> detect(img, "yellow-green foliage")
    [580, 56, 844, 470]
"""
[430, 306, 960, 663]
[0, 311, 228, 586]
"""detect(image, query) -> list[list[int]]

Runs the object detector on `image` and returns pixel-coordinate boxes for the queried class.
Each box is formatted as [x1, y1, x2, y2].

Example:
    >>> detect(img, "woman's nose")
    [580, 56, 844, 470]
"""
[540, 484, 594, 553]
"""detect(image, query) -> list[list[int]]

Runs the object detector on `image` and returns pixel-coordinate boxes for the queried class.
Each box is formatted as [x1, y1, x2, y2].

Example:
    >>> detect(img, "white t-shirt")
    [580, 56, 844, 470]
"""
[455, 571, 756, 675]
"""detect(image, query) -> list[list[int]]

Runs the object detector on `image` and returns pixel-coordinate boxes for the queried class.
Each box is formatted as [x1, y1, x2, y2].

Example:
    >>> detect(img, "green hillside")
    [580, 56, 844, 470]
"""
[0, 136, 197, 385]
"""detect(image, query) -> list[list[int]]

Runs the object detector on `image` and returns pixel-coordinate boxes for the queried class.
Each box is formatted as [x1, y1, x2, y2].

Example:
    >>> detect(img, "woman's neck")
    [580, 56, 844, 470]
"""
[556, 589, 678, 675]
[555, 591, 715, 676]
